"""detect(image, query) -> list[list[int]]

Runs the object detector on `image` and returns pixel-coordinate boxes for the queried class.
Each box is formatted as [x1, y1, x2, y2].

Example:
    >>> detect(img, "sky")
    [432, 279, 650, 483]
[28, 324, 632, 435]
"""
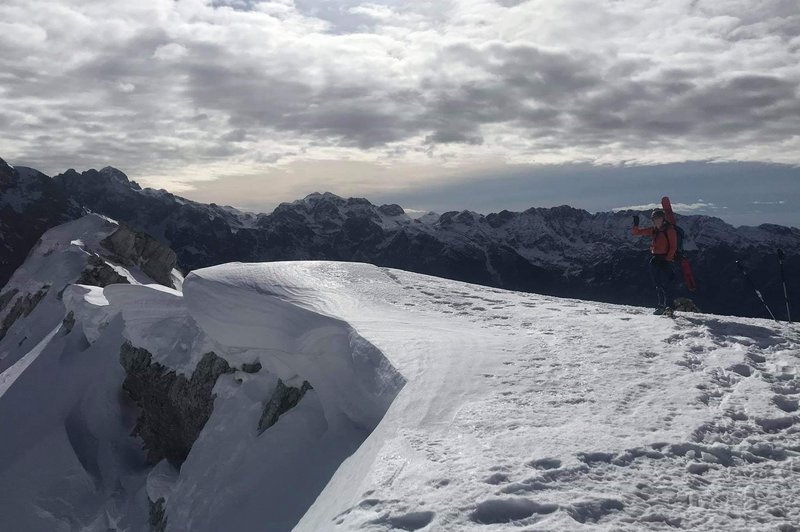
[1, 0, 799, 226]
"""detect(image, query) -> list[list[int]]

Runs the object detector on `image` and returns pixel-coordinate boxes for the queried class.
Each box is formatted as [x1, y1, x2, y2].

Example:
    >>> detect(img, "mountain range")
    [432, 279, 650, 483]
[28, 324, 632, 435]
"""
[2, 159, 799, 530]
[2, 156, 798, 319]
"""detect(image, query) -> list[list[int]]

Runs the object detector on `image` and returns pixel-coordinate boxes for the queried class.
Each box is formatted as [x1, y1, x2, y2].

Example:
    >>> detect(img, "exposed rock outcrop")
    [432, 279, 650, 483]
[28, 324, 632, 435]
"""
[258, 379, 313, 435]
[0, 288, 18, 312]
[149, 497, 167, 532]
[0, 287, 48, 341]
[241, 360, 262, 374]
[76, 254, 131, 287]
[674, 297, 701, 313]
[101, 226, 178, 288]
[0, 157, 13, 188]
[120, 343, 234, 466]
[62, 311, 75, 333]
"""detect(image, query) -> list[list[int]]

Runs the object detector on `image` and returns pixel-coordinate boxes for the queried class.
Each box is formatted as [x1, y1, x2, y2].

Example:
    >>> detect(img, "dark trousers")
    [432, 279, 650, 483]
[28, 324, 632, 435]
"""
[649, 255, 675, 308]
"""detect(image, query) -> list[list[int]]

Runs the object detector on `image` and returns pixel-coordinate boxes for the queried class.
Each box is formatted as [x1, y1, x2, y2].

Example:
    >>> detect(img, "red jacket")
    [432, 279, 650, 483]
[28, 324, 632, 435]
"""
[633, 224, 677, 261]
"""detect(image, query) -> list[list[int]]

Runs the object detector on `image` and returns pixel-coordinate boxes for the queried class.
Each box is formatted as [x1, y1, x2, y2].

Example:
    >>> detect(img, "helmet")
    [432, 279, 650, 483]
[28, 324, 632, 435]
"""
[650, 208, 666, 219]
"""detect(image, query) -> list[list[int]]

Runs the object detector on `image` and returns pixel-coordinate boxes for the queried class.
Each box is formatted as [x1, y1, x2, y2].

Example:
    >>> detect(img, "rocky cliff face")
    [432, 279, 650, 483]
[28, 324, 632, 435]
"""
[100, 225, 178, 288]
[2, 159, 799, 319]
[258, 379, 313, 435]
[76, 254, 131, 287]
[0, 287, 48, 341]
[120, 343, 234, 467]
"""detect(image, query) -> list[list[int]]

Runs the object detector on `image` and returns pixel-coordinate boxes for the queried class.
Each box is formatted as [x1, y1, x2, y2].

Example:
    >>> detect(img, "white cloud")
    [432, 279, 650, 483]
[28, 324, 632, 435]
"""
[1, 0, 798, 190]
[613, 201, 720, 213]
[153, 43, 189, 61]
[116, 82, 136, 93]
[612, 203, 661, 212]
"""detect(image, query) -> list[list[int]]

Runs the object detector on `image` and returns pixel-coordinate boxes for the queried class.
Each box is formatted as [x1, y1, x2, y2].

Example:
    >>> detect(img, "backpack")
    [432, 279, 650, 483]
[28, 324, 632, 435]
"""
[664, 221, 685, 259]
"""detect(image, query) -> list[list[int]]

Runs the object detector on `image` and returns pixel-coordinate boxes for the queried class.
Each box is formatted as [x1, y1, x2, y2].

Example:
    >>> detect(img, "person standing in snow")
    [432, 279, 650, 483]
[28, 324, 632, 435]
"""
[632, 209, 678, 315]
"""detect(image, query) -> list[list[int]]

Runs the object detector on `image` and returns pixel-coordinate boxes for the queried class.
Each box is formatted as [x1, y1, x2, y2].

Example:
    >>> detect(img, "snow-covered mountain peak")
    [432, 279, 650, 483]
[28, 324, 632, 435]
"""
[57, 166, 141, 194]
[303, 191, 342, 202]
[416, 211, 441, 224]
[98, 166, 132, 183]
[438, 209, 486, 227]
[377, 203, 405, 217]
[271, 192, 417, 232]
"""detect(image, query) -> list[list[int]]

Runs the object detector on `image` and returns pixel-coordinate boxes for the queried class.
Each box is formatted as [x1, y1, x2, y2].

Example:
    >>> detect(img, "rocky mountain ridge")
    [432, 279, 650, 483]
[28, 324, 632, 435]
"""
[1, 156, 798, 319]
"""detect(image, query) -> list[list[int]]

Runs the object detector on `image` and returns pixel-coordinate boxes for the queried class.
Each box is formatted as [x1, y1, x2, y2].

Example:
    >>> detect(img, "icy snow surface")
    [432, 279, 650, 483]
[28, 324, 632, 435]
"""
[1, 259, 799, 531]
[188, 262, 800, 531]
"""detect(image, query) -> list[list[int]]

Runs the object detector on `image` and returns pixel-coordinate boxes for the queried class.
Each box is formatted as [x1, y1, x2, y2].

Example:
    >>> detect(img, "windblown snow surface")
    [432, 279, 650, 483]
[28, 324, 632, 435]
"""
[1, 260, 799, 531]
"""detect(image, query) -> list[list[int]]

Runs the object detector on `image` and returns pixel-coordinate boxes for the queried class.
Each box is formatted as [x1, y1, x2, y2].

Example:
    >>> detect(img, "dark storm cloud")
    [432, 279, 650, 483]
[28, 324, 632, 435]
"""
[418, 43, 600, 141]
[182, 50, 428, 148]
[177, 40, 606, 149]
[424, 130, 483, 145]
[416, 43, 800, 149]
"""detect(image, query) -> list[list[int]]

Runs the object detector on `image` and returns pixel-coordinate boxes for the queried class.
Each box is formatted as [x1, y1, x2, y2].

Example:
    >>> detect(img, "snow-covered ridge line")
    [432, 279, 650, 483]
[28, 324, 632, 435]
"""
[2, 254, 800, 530]
[183, 263, 406, 440]
[0, 259, 407, 531]
[153, 264, 406, 530]
[0, 214, 183, 375]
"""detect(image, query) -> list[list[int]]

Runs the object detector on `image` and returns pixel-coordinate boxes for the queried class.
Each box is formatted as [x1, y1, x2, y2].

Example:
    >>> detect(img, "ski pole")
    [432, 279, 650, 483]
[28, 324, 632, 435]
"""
[735, 260, 777, 322]
[777, 249, 792, 323]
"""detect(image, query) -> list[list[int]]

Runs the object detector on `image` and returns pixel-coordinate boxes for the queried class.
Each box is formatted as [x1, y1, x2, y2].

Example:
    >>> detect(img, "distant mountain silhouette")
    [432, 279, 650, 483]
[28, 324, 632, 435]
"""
[2, 157, 798, 319]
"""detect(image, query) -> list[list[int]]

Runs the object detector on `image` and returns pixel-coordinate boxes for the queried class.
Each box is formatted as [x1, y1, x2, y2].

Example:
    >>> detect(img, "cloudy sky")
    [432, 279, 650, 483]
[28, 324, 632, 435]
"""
[2, 0, 799, 226]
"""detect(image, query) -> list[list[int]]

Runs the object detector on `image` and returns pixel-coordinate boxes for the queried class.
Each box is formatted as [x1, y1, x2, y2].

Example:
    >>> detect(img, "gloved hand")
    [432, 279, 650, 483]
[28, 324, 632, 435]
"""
[633, 215, 640, 226]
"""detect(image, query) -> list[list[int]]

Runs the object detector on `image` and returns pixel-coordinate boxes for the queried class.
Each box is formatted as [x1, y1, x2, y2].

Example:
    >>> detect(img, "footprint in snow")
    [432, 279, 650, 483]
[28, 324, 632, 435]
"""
[370, 511, 435, 531]
[566, 498, 625, 524]
[484, 472, 509, 485]
[470, 498, 558, 524]
[772, 380, 800, 395]
[527, 458, 562, 470]
[728, 363, 753, 377]
[427, 478, 450, 488]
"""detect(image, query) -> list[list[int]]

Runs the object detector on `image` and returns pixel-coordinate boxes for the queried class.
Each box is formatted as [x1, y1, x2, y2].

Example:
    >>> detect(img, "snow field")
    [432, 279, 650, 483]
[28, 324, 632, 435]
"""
[1, 258, 798, 531]
[227, 262, 796, 531]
